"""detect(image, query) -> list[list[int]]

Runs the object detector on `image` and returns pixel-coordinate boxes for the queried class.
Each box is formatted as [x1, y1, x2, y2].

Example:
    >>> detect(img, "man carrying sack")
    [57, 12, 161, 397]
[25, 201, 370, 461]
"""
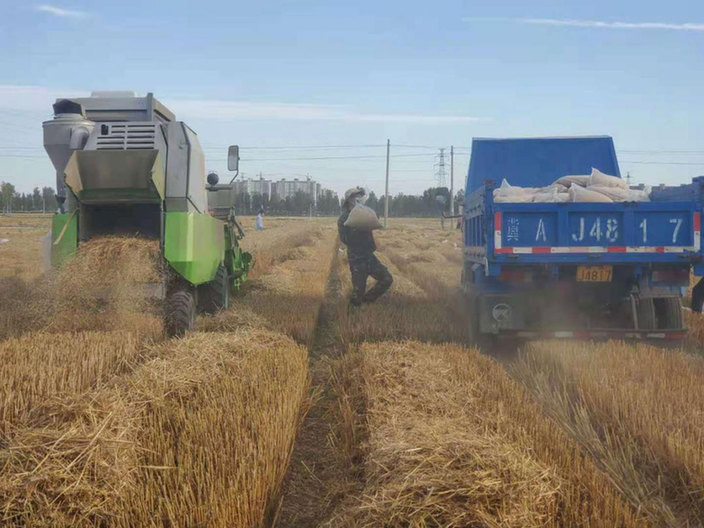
[338, 187, 393, 307]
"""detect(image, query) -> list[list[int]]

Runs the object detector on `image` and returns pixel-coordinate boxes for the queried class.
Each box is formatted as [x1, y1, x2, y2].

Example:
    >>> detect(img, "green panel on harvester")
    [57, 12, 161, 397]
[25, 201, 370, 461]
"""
[164, 212, 223, 285]
[51, 212, 78, 267]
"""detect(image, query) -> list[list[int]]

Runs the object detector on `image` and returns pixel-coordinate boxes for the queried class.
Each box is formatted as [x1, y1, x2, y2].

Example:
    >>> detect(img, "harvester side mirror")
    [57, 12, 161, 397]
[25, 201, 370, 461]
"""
[227, 145, 239, 172]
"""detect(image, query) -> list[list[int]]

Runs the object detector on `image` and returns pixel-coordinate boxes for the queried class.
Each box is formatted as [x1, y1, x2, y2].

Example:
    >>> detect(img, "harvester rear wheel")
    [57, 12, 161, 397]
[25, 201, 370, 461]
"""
[199, 265, 230, 314]
[635, 297, 656, 330]
[165, 289, 196, 337]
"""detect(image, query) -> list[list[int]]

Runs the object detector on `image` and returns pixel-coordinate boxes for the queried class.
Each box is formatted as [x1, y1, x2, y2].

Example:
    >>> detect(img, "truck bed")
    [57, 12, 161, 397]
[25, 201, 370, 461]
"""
[465, 184, 703, 272]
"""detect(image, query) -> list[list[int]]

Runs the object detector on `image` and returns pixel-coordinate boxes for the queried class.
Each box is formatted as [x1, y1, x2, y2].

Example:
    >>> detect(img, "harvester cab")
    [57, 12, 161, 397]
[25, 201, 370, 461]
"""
[43, 91, 252, 336]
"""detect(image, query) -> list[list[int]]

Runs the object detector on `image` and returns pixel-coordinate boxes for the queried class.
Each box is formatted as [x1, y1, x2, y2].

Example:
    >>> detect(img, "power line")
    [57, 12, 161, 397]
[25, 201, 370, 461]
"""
[227, 144, 385, 150]
[240, 153, 436, 162]
[620, 160, 704, 166]
[619, 149, 704, 154]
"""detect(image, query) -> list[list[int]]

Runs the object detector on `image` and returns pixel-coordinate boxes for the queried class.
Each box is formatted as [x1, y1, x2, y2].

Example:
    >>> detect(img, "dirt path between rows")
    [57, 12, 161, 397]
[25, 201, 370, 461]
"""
[272, 251, 357, 527]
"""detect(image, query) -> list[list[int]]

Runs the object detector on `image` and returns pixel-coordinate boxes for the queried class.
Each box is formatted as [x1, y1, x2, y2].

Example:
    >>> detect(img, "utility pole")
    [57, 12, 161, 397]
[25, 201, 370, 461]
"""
[450, 146, 454, 216]
[384, 138, 390, 228]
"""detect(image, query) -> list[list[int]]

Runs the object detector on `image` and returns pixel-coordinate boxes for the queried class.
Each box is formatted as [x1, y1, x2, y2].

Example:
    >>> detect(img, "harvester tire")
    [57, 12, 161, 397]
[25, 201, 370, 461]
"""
[655, 297, 683, 330]
[199, 265, 230, 314]
[166, 290, 195, 337]
[636, 297, 656, 330]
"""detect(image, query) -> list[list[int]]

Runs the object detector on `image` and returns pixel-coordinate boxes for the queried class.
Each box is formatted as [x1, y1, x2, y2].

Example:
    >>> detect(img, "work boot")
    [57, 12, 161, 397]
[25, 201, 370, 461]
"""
[348, 297, 362, 310]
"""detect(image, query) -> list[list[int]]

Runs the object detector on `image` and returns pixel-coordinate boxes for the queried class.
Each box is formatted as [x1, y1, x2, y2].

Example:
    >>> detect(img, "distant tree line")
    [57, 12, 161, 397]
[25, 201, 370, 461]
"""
[0, 182, 464, 218]
[233, 189, 342, 216]
[230, 186, 465, 217]
[366, 187, 464, 218]
[0, 182, 57, 213]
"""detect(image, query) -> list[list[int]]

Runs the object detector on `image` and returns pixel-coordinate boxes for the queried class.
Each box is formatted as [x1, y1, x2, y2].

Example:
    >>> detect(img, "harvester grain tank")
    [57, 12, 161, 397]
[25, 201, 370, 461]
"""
[43, 92, 252, 336]
[463, 136, 704, 346]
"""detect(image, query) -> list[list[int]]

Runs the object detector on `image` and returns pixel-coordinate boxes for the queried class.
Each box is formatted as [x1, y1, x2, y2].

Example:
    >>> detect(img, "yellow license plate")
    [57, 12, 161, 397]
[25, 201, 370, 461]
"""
[576, 265, 613, 282]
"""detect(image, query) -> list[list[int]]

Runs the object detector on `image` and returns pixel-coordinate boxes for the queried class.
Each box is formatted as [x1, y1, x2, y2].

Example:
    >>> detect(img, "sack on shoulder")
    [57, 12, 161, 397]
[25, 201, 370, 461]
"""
[344, 204, 383, 230]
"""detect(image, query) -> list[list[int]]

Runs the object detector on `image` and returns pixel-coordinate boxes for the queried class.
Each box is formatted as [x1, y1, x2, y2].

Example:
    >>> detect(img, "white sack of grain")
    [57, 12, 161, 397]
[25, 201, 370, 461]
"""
[589, 168, 628, 189]
[630, 187, 652, 201]
[588, 185, 651, 202]
[344, 203, 383, 230]
[532, 187, 559, 202]
[532, 186, 572, 203]
[495, 193, 534, 203]
[493, 179, 537, 201]
[586, 185, 631, 201]
[554, 175, 590, 188]
[569, 184, 613, 202]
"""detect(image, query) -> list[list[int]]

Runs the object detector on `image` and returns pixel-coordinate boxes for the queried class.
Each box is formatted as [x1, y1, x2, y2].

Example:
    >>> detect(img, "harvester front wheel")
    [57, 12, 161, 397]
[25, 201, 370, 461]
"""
[165, 289, 196, 337]
[199, 265, 230, 314]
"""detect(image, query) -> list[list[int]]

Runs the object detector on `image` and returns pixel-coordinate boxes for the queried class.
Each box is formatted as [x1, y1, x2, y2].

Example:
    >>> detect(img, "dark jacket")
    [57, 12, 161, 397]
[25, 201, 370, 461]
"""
[338, 210, 376, 256]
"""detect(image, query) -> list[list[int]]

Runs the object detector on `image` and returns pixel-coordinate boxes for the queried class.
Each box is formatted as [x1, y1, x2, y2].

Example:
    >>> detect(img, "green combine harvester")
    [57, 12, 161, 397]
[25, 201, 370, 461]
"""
[43, 91, 252, 336]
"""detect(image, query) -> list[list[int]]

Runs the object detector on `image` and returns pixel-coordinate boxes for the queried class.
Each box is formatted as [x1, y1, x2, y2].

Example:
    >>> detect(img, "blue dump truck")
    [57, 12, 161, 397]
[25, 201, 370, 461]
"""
[463, 136, 704, 345]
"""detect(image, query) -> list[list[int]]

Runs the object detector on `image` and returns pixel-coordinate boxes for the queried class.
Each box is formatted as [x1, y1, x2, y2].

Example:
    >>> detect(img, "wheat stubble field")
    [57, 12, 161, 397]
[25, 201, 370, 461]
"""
[3, 214, 704, 526]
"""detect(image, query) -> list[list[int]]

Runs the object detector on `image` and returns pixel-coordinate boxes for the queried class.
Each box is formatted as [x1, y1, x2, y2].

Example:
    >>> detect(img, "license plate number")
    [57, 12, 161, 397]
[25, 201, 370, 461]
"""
[577, 265, 613, 282]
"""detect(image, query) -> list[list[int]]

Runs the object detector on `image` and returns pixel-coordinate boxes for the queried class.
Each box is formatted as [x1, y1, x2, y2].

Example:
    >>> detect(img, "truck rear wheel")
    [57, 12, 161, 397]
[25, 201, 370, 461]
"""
[654, 297, 683, 330]
[199, 265, 230, 314]
[635, 297, 656, 330]
[467, 296, 496, 352]
[165, 289, 196, 337]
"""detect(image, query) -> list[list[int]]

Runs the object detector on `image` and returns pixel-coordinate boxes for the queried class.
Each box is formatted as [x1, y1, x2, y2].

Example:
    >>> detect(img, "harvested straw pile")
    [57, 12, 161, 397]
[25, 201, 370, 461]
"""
[242, 222, 324, 279]
[0, 331, 141, 434]
[210, 226, 337, 345]
[122, 330, 310, 527]
[48, 236, 164, 334]
[514, 340, 704, 525]
[0, 236, 164, 339]
[327, 341, 558, 526]
[334, 249, 467, 345]
[0, 389, 138, 526]
[0, 329, 310, 527]
[326, 341, 646, 527]
[685, 310, 704, 351]
[0, 276, 37, 339]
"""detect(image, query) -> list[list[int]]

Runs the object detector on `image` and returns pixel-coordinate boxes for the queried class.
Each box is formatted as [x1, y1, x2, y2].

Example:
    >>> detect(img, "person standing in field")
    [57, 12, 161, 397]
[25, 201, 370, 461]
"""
[693, 277, 704, 313]
[337, 187, 393, 306]
[255, 208, 264, 231]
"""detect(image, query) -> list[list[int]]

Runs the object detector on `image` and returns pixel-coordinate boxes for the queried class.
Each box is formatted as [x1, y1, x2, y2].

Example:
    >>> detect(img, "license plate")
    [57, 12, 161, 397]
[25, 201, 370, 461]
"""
[577, 265, 613, 282]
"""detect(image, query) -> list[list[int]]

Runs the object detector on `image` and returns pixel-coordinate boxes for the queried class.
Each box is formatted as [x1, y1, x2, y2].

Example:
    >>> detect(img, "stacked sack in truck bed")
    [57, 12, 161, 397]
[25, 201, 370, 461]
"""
[494, 168, 651, 203]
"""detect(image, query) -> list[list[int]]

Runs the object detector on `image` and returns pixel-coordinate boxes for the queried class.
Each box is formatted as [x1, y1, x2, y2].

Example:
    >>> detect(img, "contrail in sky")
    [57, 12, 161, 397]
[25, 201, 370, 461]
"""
[465, 17, 704, 32]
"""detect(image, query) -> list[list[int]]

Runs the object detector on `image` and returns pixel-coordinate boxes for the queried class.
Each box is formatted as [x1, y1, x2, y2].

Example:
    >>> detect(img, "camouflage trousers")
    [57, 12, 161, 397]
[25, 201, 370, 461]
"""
[348, 253, 393, 306]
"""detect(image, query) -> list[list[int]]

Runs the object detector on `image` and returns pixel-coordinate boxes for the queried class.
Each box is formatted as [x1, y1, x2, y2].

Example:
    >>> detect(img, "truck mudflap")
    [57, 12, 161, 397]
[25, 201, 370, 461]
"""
[496, 329, 686, 341]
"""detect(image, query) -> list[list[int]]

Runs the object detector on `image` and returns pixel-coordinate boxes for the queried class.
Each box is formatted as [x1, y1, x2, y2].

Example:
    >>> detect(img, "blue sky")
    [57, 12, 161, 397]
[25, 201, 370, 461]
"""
[1, 0, 703, 196]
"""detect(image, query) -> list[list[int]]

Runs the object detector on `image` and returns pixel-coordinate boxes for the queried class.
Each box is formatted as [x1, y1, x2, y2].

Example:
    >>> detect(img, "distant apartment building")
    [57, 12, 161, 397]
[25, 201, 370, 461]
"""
[233, 175, 323, 205]
[272, 176, 321, 205]
[232, 176, 273, 197]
